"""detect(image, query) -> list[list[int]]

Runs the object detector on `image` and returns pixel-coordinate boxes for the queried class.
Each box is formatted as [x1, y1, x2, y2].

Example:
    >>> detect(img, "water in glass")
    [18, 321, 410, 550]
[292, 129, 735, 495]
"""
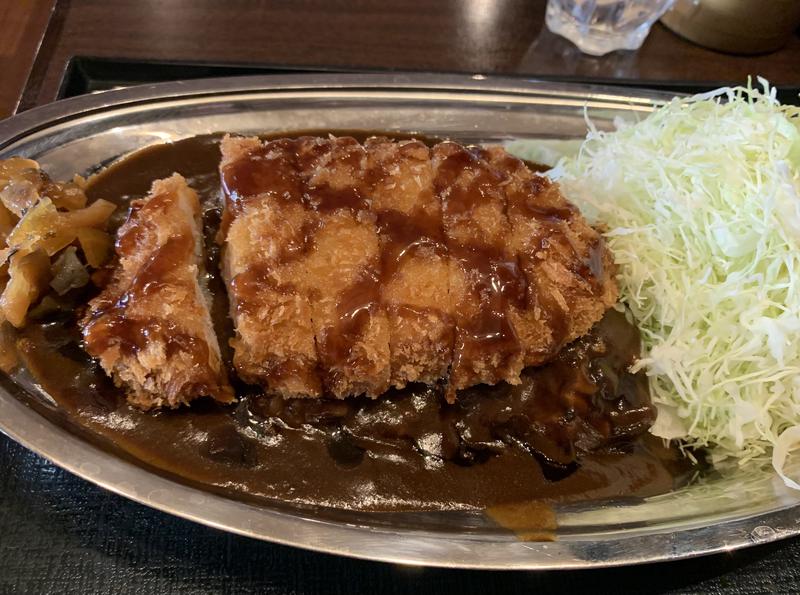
[546, 0, 675, 56]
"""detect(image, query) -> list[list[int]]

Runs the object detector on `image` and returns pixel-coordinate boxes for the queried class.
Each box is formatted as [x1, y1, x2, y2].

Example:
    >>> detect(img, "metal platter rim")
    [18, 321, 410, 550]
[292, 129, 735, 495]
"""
[0, 72, 795, 569]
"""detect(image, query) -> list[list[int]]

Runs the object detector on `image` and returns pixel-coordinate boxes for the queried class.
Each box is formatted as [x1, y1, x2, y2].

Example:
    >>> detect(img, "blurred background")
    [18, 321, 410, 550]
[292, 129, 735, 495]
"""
[1, 0, 799, 119]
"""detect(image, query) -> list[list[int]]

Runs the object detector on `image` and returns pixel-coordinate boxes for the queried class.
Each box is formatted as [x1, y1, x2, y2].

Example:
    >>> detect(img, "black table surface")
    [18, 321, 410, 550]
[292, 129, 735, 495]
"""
[1, 430, 800, 594]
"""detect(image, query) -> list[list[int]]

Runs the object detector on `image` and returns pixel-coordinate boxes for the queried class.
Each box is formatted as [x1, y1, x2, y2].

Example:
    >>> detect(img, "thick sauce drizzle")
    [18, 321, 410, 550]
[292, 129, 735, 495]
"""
[17, 132, 698, 513]
[435, 142, 527, 396]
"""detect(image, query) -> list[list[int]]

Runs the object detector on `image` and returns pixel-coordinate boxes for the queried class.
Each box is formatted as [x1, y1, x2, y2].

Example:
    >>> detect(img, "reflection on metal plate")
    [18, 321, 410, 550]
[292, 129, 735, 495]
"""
[0, 73, 799, 569]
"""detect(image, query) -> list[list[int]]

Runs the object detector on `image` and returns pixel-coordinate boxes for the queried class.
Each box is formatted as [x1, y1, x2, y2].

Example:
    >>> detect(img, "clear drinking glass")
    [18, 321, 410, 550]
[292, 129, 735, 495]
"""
[545, 0, 675, 56]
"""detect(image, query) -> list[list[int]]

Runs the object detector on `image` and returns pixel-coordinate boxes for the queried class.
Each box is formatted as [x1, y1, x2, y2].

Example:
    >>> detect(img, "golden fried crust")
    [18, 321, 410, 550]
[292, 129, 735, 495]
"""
[223, 200, 322, 397]
[432, 142, 526, 400]
[218, 136, 618, 401]
[303, 137, 391, 398]
[218, 135, 263, 240]
[483, 146, 618, 364]
[82, 174, 234, 409]
[365, 137, 453, 388]
[220, 136, 323, 398]
[220, 135, 393, 399]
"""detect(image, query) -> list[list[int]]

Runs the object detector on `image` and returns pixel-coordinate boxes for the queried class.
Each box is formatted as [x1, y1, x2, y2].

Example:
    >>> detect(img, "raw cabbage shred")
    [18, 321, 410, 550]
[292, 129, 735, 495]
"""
[542, 81, 800, 486]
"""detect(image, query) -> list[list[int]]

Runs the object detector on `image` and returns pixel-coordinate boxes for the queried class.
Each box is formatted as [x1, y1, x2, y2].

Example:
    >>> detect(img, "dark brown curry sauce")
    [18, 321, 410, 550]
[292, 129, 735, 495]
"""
[14, 132, 693, 513]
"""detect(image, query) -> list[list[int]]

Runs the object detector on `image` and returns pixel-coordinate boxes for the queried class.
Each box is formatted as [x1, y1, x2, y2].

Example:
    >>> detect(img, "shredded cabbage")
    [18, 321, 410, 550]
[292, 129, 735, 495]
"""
[535, 80, 800, 483]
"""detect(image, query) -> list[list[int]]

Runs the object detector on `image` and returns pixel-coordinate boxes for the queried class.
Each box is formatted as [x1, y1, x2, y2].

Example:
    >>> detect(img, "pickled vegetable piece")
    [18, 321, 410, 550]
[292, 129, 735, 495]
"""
[0, 249, 52, 328]
[50, 246, 90, 295]
[0, 157, 41, 217]
[77, 228, 113, 268]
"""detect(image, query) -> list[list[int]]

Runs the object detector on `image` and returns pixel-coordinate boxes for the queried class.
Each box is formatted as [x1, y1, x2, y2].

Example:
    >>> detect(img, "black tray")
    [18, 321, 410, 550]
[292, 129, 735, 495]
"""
[60, 56, 800, 105]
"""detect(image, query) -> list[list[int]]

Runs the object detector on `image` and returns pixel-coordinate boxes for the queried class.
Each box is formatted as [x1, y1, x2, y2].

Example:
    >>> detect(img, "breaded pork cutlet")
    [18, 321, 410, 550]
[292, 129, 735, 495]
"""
[219, 136, 322, 398]
[300, 136, 392, 398]
[219, 135, 617, 401]
[82, 174, 234, 409]
[365, 137, 454, 388]
[432, 142, 526, 400]
[482, 147, 618, 364]
[220, 135, 392, 399]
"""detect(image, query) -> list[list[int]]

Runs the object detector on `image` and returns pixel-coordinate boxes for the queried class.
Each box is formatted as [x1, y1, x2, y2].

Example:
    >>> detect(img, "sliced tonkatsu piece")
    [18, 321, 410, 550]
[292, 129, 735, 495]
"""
[432, 142, 527, 401]
[302, 137, 392, 398]
[82, 174, 234, 409]
[364, 137, 454, 388]
[218, 135, 617, 402]
[220, 135, 392, 399]
[219, 135, 322, 398]
[482, 146, 618, 364]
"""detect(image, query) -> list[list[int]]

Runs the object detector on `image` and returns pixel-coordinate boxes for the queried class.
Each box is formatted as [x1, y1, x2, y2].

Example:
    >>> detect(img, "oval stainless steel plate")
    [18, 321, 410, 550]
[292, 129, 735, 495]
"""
[1, 73, 799, 569]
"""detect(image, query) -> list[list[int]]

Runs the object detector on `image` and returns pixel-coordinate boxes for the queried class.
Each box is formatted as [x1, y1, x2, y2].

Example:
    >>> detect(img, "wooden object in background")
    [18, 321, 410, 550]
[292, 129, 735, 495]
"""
[8, 0, 800, 115]
[0, 1, 55, 118]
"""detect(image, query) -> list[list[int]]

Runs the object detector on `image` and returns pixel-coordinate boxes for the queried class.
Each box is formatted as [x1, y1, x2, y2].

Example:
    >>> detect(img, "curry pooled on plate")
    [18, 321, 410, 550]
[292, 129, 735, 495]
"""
[0, 133, 690, 512]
